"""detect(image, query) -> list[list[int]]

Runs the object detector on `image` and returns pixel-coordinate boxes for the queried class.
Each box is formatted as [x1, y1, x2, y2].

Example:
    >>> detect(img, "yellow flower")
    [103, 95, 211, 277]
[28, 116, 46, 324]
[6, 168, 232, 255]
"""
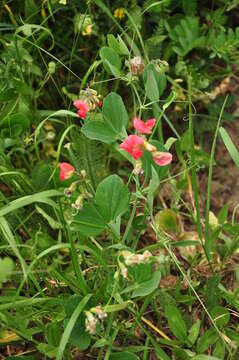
[82, 24, 93, 36]
[114, 8, 125, 20]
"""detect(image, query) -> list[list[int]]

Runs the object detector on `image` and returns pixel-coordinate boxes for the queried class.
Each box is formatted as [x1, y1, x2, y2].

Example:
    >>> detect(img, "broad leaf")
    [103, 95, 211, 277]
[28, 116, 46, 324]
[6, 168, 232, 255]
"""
[73, 175, 129, 236]
[100, 47, 121, 76]
[0, 257, 14, 288]
[103, 92, 128, 131]
[82, 120, 117, 144]
[165, 305, 187, 341]
[144, 63, 166, 101]
[72, 203, 106, 236]
[132, 270, 161, 298]
[196, 328, 218, 353]
[82, 93, 128, 144]
[95, 175, 129, 223]
[188, 319, 200, 345]
[210, 306, 230, 329]
[107, 34, 129, 55]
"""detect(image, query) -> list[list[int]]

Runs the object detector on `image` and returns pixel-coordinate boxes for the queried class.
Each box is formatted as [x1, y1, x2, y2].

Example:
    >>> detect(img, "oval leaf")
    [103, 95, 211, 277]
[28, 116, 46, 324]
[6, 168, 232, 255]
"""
[95, 175, 129, 223]
[165, 304, 187, 341]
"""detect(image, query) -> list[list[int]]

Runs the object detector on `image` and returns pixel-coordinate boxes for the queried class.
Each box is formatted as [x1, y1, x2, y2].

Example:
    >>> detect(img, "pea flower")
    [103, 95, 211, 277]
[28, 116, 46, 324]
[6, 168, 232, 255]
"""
[133, 117, 156, 134]
[85, 311, 97, 334]
[73, 100, 89, 119]
[153, 152, 172, 166]
[120, 135, 144, 160]
[59, 163, 75, 181]
[114, 8, 125, 19]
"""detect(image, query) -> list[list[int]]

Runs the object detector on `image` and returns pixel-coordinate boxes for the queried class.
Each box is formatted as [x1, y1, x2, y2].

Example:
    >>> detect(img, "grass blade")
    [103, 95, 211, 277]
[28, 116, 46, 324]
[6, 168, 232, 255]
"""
[0, 190, 62, 217]
[219, 126, 239, 169]
[56, 294, 92, 360]
[204, 96, 228, 259]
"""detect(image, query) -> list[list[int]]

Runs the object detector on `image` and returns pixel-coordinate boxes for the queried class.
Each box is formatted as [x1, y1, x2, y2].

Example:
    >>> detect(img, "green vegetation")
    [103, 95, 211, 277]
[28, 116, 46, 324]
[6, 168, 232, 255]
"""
[1, 1, 239, 359]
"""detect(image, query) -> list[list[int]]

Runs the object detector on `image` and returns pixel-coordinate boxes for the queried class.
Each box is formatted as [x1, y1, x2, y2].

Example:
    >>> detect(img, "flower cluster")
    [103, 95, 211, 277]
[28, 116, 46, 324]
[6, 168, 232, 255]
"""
[73, 88, 102, 119]
[85, 306, 107, 335]
[120, 117, 172, 172]
[119, 250, 153, 279]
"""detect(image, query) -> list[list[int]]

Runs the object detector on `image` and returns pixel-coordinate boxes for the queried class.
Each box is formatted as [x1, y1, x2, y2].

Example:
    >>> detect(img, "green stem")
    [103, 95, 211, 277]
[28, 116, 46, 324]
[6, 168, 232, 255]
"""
[67, 224, 89, 295]
[149, 108, 165, 142]
[122, 196, 138, 245]
[204, 96, 228, 259]
[188, 76, 212, 270]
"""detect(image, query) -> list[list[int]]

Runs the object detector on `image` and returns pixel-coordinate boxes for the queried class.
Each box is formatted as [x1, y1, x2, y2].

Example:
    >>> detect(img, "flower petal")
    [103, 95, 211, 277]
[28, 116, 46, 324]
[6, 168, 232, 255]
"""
[120, 135, 144, 160]
[133, 117, 156, 134]
[59, 162, 75, 181]
[153, 152, 172, 166]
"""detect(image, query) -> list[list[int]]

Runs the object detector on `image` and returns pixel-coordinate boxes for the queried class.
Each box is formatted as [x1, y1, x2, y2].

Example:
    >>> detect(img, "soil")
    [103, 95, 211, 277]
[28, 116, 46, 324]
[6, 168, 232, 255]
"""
[200, 120, 239, 219]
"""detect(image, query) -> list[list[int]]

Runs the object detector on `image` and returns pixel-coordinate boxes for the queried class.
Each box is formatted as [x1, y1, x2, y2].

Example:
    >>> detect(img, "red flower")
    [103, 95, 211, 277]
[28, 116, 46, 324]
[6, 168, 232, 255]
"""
[153, 152, 172, 166]
[133, 117, 156, 134]
[120, 135, 145, 160]
[73, 100, 89, 119]
[59, 162, 75, 181]
[97, 100, 103, 108]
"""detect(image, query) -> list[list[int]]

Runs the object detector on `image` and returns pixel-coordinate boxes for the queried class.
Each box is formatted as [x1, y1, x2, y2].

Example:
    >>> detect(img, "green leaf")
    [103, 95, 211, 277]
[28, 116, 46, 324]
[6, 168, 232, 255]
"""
[196, 328, 218, 353]
[67, 321, 91, 350]
[37, 343, 58, 359]
[0, 217, 27, 279]
[107, 34, 129, 55]
[165, 305, 187, 341]
[73, 175, 129, 236]
[103, 92, 128, 131]
[32, 162, 53, 191]
[104, 301, 131, 313]
[0, 190, 61, 217]
[192, 356, 221, 360]
[188, 319, 200, 345]
[95, 175, 129, 223]
[144, 63, 166, 101]
[100, 47, 121, 76]
[183, 0, 197, 15]
[213, 339, 225, 360]
[36, 205, 62, 230]
[117, 35, 130, 55]
[56, 294, 92, 360]
[110, 352, 139, 360]
[169, 17, 205, 57]
[219, 127, 239, 169]
[45, 322, 62, 347]
[210, 306, 230, 329]
[72, 202, 106, 237]
[132, 270, 161, 298]
[6, 356, 38, 360]
[218, 205, 228, 225]
[82, 92, 128, 144]
[0, 257, 14, 287]
[154, 209, 180, 234]
[82, 120, 117, 144]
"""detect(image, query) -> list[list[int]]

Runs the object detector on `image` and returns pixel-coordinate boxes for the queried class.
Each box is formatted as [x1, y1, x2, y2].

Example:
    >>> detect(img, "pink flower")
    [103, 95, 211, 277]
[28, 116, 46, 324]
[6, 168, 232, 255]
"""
[153, 152, 172, 166]
[133, 117, 156, 134]
[59, 162, 75, 181]
[73, 100, 89, 119]
[120, 135, 145, 160]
